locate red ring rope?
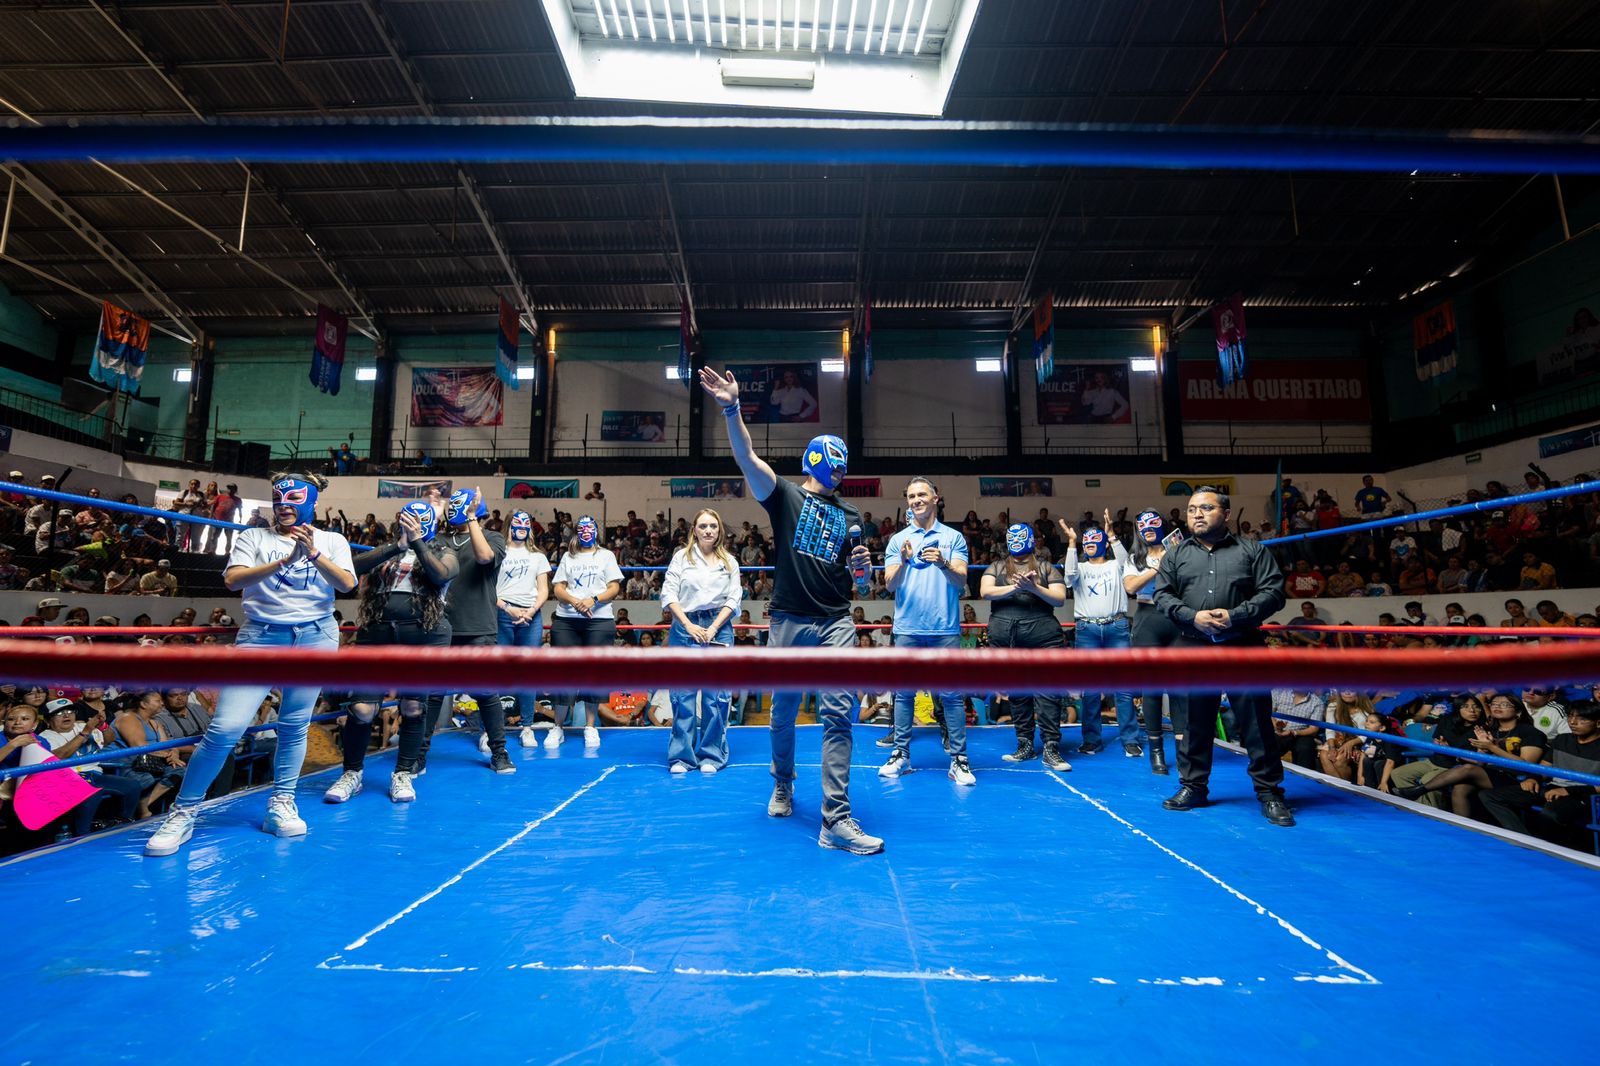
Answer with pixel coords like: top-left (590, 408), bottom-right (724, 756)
top-left (3, 640), bottom-right (1598, 693)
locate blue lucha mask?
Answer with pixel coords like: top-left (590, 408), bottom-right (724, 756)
top-left (401, 500), bottom-right (437, 542)
top-left (272, 478), bottom-right (318, 526)
top-left (801, 434), bottom-right (848, 491)
top-left (446, 489), bottom-right (487, 527)
top-left (1005, 523), bottom-right (1035, 558)
top-left (1082, 528), bottom-right (1108, 559)
top-left (1136, 509), bottom-right (1168, 544)
top-left (576, 515), bottom-right (598, 547)
top-left (509, 510), bottom-right (533, 543)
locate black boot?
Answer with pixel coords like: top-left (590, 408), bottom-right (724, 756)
top-left (1149, 743), bottom-right (1169, 775)
top-left (1002, 738), bottom-right (1037, 763)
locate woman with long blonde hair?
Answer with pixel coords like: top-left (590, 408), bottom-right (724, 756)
top-left (661, 508), bottom-right (742, 773)
top-left (1318, 690), bottom-right (1376, 781)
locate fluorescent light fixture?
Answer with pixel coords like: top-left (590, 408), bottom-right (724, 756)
top-left (516, 366), bottom-right (537, 380)
top-left (846, 0), bottom-right (858, 51)
top-left (1129, 357), bottom-right (1158, 373)
top-left (354, 367), bottom-right (378, 382)
top-left (665, 365), bottom-right (684, 380)
top-left (720, 57), bottom-right (816, 86)
top-left (974, 358), bottom-right (1002, 373)
top-left (644, 0), bottom-right (658, 39)
top-left (820, 359), bottom-right (846, 373)
top-left (172, 367), bottom-right (193, 383)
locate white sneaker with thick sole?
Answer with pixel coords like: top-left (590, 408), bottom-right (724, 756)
top-left (543, 727), bottom-right (563, 751)
top-left (478, 733), bottom-right (491, 755)
top-left (818, 817), bottom-right (885, 855)
top-left (263, 794), bottom-right (308, 837)
top-left (390, 771), bottom-right (416, 803)
top-left (699, 761), bottom-right (718, 775)
top-left (583, 726), bottom-right (600, 750)
top-left (947, 756), bottom-right (976, 787)
top-left (144, 804), bottom-right (198, 856)
top-left (323, 770), bottom-right (363, 804)
top-left (519, 725), bottom-right (538, 748)
top-left (878, 750), bottom-right (912, 778)
top-left (669, 762), bottom-right (691, 775)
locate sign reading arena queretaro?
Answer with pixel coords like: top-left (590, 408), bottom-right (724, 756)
top-left (1178, 360), bottom-right (1371, 422)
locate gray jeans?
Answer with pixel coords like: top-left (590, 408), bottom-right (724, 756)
top-left (768, 611), bottom-right (857, 825)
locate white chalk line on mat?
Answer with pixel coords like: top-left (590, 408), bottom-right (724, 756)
top-left (1044, 772), bottom-right (1381, 986)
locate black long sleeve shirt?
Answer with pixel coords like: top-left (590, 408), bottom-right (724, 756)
top-left (1152, 532), bottom-right (1286, 642)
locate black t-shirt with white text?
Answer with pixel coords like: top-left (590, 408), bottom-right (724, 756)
top-left (438, 528), bottom-right (506, 637)
top-left (760, 478), bottom-right (858, 619)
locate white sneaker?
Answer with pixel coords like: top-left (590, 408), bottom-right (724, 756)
top-left (948, 755), bottom-right (976, 787)
top-left (543, 727), bottom-right (563, 751)
top-left (144, 804), bottom-right (198, 856)
top-left (323, 770), bottom-right (363, 804)
top-left (584, 726), bottom-right (600, 750)
top-left (478, 733), bottom-right (491, 755)
top-left (699, 761), bottom-right (718, 775)
top-left (263, 795), bottom-right (307, 837)
top-left (519, 726), bottom-right (537, 748)
top-left (390, 771), bottom-right (416, 803)
top-left (669, 762), bottom-right (691, 775)
top-left (878, 750), bottom-right (912, 778)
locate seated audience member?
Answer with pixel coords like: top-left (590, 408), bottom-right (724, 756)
top-left (1500, 598), bottom-right (1537, 629)
top-left (137, 559), bottom-right (178, 596)
top-left (1388, 695), bottom-right (1491, 810)
top-left (1534, 600), bottom-right (1577, 628)
top-left (113, 691), bottom-right (186, 817)
top-left (1270, 689), bottom-right (1325, 766)
top-left (1287, 559), bottom-right (1324, 598)
top-left (1358, 712), bottom-right (1408, 792)
top-left (1319, 691), bottom-right (1375, 781)
top-left (1399, 693), bottom-right (1546, 818)
top-left (37, 700), bottom-right (142, 826)
top-left (1325, 562), bottom-right (1364, 598)
top-left (1476, 701), bottom-right (1600, 848)
top-left (1521, 686), bottom-right (1569, 738)
top-left (1518, 551), bottom-right (1557, 591)
top-left (1282, 602), bottom-right (1327, 647)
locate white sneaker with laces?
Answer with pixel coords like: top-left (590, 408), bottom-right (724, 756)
top-left (947, 756), bottom-right (976, 787)
top-left (543, 726), bottom-right (563, 751)
top-left (390, 771), bottom-right (416, 803)
top-left (818, 817), bottom-right (885, 855)
top-left (519, 725), bottom-right (537, 748)
top-left (477, 733), bottom-right (491, 755)
top-left (263, 794), bottom-right (307, 837)
top-left (584, 726), bottom-right (601, 750)
top-left (878, 750), bottom-right (912, 778)
top-left (323, 770), bottom-right (363, 804)
top-left (144, 804), bottom-right (198, 856)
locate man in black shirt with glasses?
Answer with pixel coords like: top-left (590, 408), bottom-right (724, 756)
top-left (1153, 486), bottom-right (1295, 826)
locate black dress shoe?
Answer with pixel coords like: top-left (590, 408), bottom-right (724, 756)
top-left (1162, 786), bottom-right (1208, 811)
top-left (1149, 747), bottom-right (1170, 775)
top-left (1260, 797), bottom-right (1296, 826)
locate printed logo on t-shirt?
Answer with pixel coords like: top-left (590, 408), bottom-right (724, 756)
top-left (1079, 566), bottom-right (1121, 602)
top-left (503, 559), bottom-right (534, 583)
top-left (792, 494), bottom-right (847, 564)
top-left (268, 552), bottom-right (324, 593)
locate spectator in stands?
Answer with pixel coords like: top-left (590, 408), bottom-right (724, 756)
top-left (1501, 598), bottom-right (1537, 629)
top-left (1399, 693), bottom-right (1546, 817)
top-left (1353, 475), bottom-right (1389, 516)
top-left (37, 700), bottom-right (141, 826)
top-left (1519, 551), bottom-right (1558, 590)
top-left (57, 556), bottom-right (101, 594)
top-left (1365, 571), bottom-right (1392, 596)
top-left (113, 690), bottom-right (185, 818)
top-left (1535, 600), bottom-right (1577, 628)
top-left (585, 482), bottom-right (605, 501)
top-left (1396, 558), bottom-right (1436, 597)
top-left (34, 598), bottom-right (63, 623)
top-left (1323, 561), bottom-right (1364, 598)
top-left (1282, 601), bottom-right (1327, 647)
top-left (328, 443), bottom-right (363, 475)
top-left (137, 559), bottom-right (177, 596)
top-left (1319, 691), bottom-right (1376, 782)
top-left (174, 478), bottom-right (205, 550)
top-left (1270, 690), bottom-right (1325, 767)
top-left (1478, 701), bottom-right (1600, 848)
top-left (1400, 601), bottom-right (1436, 627)
top-left (62, 607), bottom-right (90, 626)
top-left (1286, 559), bottom-right (1324, 598)
top-left (0, 545), bottom-right (26, 591)
top-left (200, 483), bottom-right (241, 555)
top-left (1521, 686), bottom-right (1569, 738)
top-left (748, 570), bottom-right (774, 600)
top-left (1436, 556), bottom-right (1467, 594)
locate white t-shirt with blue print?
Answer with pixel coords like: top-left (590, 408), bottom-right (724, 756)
top-left (227, 526), bottom-right (354, 624)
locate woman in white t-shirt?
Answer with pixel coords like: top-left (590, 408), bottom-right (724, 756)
top-left (661, 508), bottom-right (742, 774)
top-left (1058, 511), bottom-right (1140, 757)
top-left (549, 515), bottom-right (623, 751)
top-left (496, 510), bottom-right (553, 749)
top-left (145, 472), bottom-right (356, 858)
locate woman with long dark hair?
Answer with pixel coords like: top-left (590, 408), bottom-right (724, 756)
top-left (661, 508), bottom-right (741, 774)
top-left (324, 500), bottom-right (459, 805)
top-left (1124, 508), bottom-right (1180, 774)
top-left (1400, 693), bottom-right (1547, 817)
top-left (982, 523), bottom-right (1071, 771)
top-left (145, 472), bottom-right (355, 856)
top-left (548, 515), bottom-right (623, 751)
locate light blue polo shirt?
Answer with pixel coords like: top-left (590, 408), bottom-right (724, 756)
top-left (886, 521), bottom-right (968, 636)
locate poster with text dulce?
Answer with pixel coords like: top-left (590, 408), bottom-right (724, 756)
top-left (729, 363), bottom-right (821, 423)
top-left (410, 367), bottom-right (503, 427)
top-left (1036, 362), bottom-right (1133, 425)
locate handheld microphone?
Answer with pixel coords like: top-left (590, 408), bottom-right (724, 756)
top-left (848, 524), bottom-right (872, 597)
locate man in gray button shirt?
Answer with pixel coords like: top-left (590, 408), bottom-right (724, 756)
top-left (1152, 486), bottom-right (1295, 826)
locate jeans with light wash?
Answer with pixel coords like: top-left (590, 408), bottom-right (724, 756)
top-left (497, 606), bottom-right (544, 725)
top-left (666, 610), bottom-right (733, 770)
top-left (1073, 616), bottom-right (1141, 749)
top-left (767, 611), bottom-right (857, 825)
top-left (175, 616), bottom-right (340, 805)
top-left (890, 631), bottom-right (966, 757)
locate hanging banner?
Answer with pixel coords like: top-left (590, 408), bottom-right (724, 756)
top-left (309, 305), bottom-right (348, 396)
top-left (677, 300), bottom-right (694, 390)
top-left (1178, 360), bottom-right (1370, 421)
top-left (1533, 315), bottom-right (1600, 385)
top-left (1032, 293), bottom-right (1054, 386)
top-left (409, 367), bottom-right (503, 427)
top-left (90, 301), bottom-right (151, 395)
top-left (1161, 476), bottom-right (1238, 497)
top-left (862, 294), bottom-right (874, 384)
top-left (1212, 295), bottom-right (1247, 386)
top-left (836, 477), bottom-right (882, 498)
top-left (600, 410), bottom-right (668, 442)
top-left (377, 478), bottom-right (452, 499)
top-left (1413, 300), bottom-right (1459, 381)
top-left (1538, 422), bottom-right (1600, 459)
top-left (506, 478), bottom-right (579, 499)
top-left (669, 478), bottom-right (746, 499)
top-left (1036, 361), bottom-right (1133, 425)
top-left (495, 298), bottom-right (521, 391)
top-left (727, 363), bottom-right (821, 423)
top-left (979, 477), bottom-right (1055, 497)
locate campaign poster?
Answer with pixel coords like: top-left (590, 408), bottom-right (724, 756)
top-left (377, 478), bottom-right (452, 499)
top-left (410, 367), bottom-right (503, 427)
top-left (669, 478), bottom-right (745, 499)
top-left (728, 363), bottom-right (821, 424)
top-left (979, 478), bottom-right (1055, 497)
top-left (1036, 362), bottom-right (1133, 425)
top-left (600, 410), bottom-right (668, 442)
top-left (1538, 423), bottom-right (1600, 460)
top-left (836, 478), bottom-right (882, 498)
top-left (505, 479), bottom-right (579, 500)
top-left (1161, 477), bottom-right (1237, 497)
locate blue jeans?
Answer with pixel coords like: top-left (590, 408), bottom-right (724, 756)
top-left (666, 611), bottom-right (732, 769)
top-left (768, 612), bottom-right (857, 824)
top-left (176, 616), bottom-right (340, 804)
top-left (1073, 616), bottom-right (1140, 749)
top-left (497, 606), bottom-right (544, 723)
top-left (890, 631), bottom-right (966, 757)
